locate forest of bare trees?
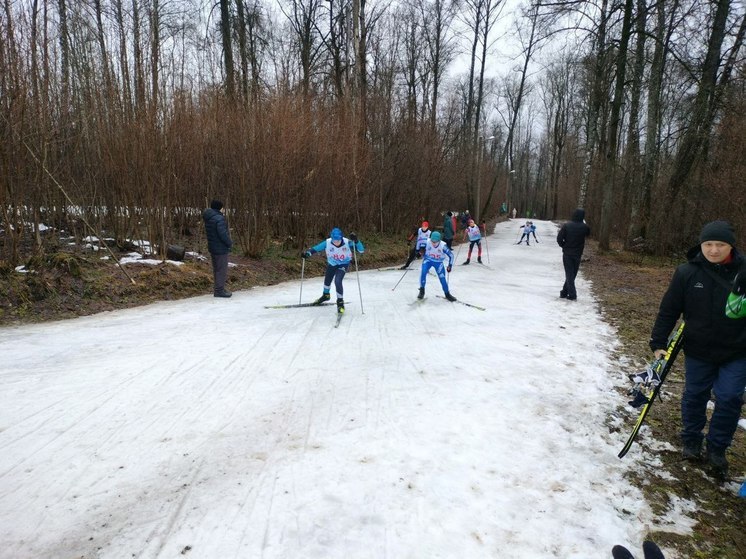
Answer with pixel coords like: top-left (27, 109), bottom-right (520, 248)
top-left (1, 0), bottom-right (744, 265)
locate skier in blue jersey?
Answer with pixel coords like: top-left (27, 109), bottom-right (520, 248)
top-left (302, 228), bottom-right (364, 313)
top-left (417, 231), bottom-right (456, 301)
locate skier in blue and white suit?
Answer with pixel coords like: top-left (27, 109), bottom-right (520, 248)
top-left (302, 228), bottom-right (364, 313)
top-left (417, 231), bottom-right (457, 302)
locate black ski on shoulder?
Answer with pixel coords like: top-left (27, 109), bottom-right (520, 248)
top-left (618, 322), bottom-right (685, 459)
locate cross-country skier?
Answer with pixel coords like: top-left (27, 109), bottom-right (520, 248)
top-left (462, 219), bottom-right (483, 264)
top-left (401, 221), bottom-right (431, 269)
top-left (417, 231), bottom-right (456, 301)
top-left (649, 220), bottom-right (746, 480)
top-left (517, 220), bottom-right (532, 245)
top-left (529, 221), bottom-right (538, 242)
top-left (302, 228), bottom-right (364, 314)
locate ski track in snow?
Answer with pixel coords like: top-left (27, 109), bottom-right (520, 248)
top-left (0, 220), bottom-right (671, 558)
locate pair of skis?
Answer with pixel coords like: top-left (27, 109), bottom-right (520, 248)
top-left (617, 322), bottom-right (685, 459)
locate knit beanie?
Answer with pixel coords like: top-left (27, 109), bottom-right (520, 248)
top-left (210, 199), bottom-right (224, 211)
top-left (699, 220), bottom-right (736, 246)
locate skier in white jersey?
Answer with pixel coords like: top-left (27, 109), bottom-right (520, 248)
top-left (401, 221), bottom-right (432, 269)
top-left (462, 219), bottom-right (484, 264)
top-left (302, 228), bottom-right (365, 314)
top-left (417, 231), bottom-right (456, 301)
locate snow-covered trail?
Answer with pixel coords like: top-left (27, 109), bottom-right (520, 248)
top-left (0, 220), bottom-right (655, 558)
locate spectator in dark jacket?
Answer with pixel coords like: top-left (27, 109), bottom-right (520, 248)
top-left (556, 208), bottom-right (590, 300)
top-left (443, 212), bottom-right (455, 248)
top-left (649, 220), bottom-right (746, 479)
top-left (202, 199), bottom-right (233, 298)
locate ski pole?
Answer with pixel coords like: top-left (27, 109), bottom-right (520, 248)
top-left (299, 257), bottom-right (306, 304)
top-left (392, 267), bottom-right (410, 291)
top-left (352, 244), bottom-right (364, 314)
top-left (482, 223), bottom-right (490, 264)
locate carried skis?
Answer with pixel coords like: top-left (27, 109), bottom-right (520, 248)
top-left (617, 321), bottom-right (686, 459)
top-left (265, 302), bottom-right (333, 309)
top-left (436, 295), bottom-right (486, 311)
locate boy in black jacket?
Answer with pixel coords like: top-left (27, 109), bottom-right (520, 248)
top-left (202, 199), bottom-right (233, 298)
top-left (556, 208), bottom-right (590, 300)
top-left (649, 220), bottom-right (746, 479)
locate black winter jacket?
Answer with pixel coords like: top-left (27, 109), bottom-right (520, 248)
top-left (556, 209), bottom-right (590, 258)
top-left (649, 247), bottom-right (746, 364)
top-left (202, 208), bottom-right (233, 255)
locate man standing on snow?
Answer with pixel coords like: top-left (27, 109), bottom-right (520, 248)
top-left (202, 199), bottom-right (233, 298)
top-left (649, 220), bottom-right (746, 479)
top-left (443, 212), bottom-right (455, 249)
top-left (556, 208), bottom-right (590, 300)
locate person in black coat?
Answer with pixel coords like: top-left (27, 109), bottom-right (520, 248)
top-left (202, 199), bottom-right (233, 298)
top-left (556, 208), bottom-right (590, 300)
top-left (649, 220), bottom-right (746, 479)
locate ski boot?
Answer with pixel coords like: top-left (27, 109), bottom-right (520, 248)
top-left (417, 287), bottom-right (425, 300)
top-left (477, 256), bottom-right (482, 264)
top-left (444, 292), bottom-right (456, 302)
top-left (313, 292), bottom-right (331, 305)
top-left (463, 259), bottom-right (470, 265)
top-left (336, 298), bottom-right (345, 314)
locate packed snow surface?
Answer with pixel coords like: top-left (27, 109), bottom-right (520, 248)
top-left (0, 220), bottom-right (696, 558)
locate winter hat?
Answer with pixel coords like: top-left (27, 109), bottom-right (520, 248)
top-left (422, 221), bottom-right (429, 229)
top-left (331, 227), bottom-right (343, 241)
top-left (699, 220), bottom-right (736, 246)
top-left (430, 231), bottom-right (442, 242)
top-left (210, 199), bottom-right (224, 211)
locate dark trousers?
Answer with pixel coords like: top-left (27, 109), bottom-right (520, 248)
top-left (445, 238), bottom-right (453, 249)
top-left (404, 245), bottom-right (423, 268)
top-left (561, 254), bottom-right (581, 298)
top-left (210, 253), bottom-right (229, 294)
top-left (681, 355), bottom-right (746, 449)
top-left (323, 264), bottom-right (349, 298)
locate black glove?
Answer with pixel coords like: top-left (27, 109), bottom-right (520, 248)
top-left (350, 233), bottom-right (358, 243)
top-left (734, 272), bottom-right (746, 295)
top-left (302, 250), bottom-right (312, 259)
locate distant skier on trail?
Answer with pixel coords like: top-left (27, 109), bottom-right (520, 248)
top-left (417, 231), bottom-right (456, 302)
top-left (202, 199), bottom-right (233, 298)
top-left (556, 209), bottom-right (590, 300)
top-left (400, 221), bottom-right (431, 269)
top-left (302, 228), bottom-right (364, 314)
top-left (462, 219), bottom-right (483, 264)
top-left (648, 220), bottom-right (746, 480)
top-left (517, 220), bottom-right (532, 245)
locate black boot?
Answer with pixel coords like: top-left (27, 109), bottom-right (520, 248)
top-left (477, 256), bottom-right (482, 264)
top-left (463, 259), bottom-right (470, 265)
top-left (417, 287), bottom-right (425, 299)
top-left (682, 438), bottom-right (703, 461)
top-left (706, 443), bottom-right (728, 479)
top-left (336, 297), bottom-right (345, 314)
top-left (313, 292), bottom-right (331, 305)
top-left (444, 292), bottom-right (456, 302)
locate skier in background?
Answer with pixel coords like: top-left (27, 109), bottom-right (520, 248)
top-left (302, 228), bottom-right (364, 314)
top-left (529, 221), bottom-right (539, 243)
top-left (517, 220), bottom-right (532, 245)
top-left (462, 219), bottom-right (483, 264)
top-left (202, 199), bottom-right (233, 298)
top-left (649, 220), bottom-right (746, 480)
top-left (417, 231), bottom-right (456, 302)
top-left (401, 221), bottom-right (431, 269)
top-left (556, 208), bottom-right (590, 300)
